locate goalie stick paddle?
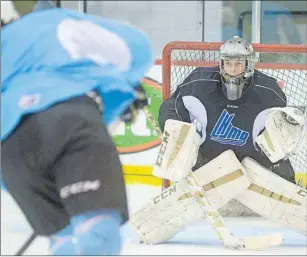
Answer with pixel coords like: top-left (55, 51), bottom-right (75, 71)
top-left (143, 107), bottom-right (283, 250)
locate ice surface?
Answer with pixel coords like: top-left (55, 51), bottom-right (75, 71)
top-left (1, 185), bottom-right (306, 255)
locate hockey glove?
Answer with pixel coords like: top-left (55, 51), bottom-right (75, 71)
top-left (256, 107), bottom-right (306, 163)
top-left (49, 210), bottom-right (122, 255)
top-left (120, 83), bottom-right (148, 123)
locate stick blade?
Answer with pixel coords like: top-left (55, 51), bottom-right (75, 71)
top-left (242, 233), bottom-right (283, 250)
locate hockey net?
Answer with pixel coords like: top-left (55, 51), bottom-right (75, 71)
top-left (161, 41), bottom-right (307, 216)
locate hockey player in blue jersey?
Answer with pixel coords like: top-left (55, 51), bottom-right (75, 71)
top-left (1, 1), bottom-right (153, 255)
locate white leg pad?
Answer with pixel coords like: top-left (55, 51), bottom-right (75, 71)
top-left (236, 157), bottom-right (307, 235)
top-left (130, 150), bottom-right (251, 244)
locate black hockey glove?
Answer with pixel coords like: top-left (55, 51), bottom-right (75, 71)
top-left (120, 83), bottom-right (148, 123)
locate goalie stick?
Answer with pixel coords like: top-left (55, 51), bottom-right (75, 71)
top-left (143, 107), bottom-right (283, 250)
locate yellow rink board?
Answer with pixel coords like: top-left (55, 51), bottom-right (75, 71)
top-left (122, 165), bottom-right (307, 188)
top-left (122, 165), bottom-right (161, 186)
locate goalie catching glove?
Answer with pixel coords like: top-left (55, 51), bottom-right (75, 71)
top-left (256, 107), bottom-right (306, 163)
top-left (152, 119), bottom-right (201, 182)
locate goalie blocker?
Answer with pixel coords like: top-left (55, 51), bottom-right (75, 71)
top-left (131, 150), bottom-right (306, 245)
top-left (152, 119), bottom-right (201, 182)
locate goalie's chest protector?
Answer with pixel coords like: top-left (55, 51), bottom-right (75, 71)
top-left (178, 74), bottom-right (286, 166)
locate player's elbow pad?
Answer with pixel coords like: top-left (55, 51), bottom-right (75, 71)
top-left (50, 210), bottom-right (122, 255)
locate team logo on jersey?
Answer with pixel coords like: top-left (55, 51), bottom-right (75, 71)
top-left (18, 94), bottom-right (41, 109)
top-left (210, 109), bottom-right (249, 146)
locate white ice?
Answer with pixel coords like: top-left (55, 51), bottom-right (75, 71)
top-left (1, 185), bottom-right (306, 255)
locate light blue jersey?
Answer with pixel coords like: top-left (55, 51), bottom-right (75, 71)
top-left (1, 8), bottom-right (153, 141)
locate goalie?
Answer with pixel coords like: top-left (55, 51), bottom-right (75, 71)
top-left (131, 36), bottom-right (307, 245)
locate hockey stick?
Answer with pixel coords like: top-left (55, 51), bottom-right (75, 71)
top-left (15, 232), bottom-right (36, 255)
top-left (143, 107), bottom-right (283, 250)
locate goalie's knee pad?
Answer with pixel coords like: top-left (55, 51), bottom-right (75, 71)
top-left (236, 157), bottom-right (307, 235)
top-left (131, 150), bottom-right (251, 244)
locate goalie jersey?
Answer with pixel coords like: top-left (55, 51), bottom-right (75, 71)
top-left (158, 66), bottom-right (296, 183)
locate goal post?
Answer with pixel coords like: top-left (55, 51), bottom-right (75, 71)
top-left (161, 41), bottom-right (307, 194)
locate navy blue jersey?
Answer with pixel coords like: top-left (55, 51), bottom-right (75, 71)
top-left (159, 67), bottom-right (295, 182)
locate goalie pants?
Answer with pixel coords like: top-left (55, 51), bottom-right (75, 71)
top-left (1, 95), bottom-right (129, 236)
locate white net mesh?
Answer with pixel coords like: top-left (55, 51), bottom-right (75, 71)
top-left (164, 43), bottom-right (307, 216)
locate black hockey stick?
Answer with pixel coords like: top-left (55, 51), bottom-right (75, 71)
top-left (15, 232), bottom-right (36, 255)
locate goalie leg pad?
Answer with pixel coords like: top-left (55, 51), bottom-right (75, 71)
top-left (131, 150), bottom-right (251, 244)
top-left (236, 157), bottom-right (307, 235)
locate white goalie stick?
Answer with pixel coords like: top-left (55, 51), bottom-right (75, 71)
top-left (143, 107), bottom-right (283, 250)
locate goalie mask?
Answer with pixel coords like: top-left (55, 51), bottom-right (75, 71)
top-left (219, 36), bottom-right (256, 100)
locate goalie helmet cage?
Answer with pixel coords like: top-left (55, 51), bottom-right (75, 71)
top-left (161, 41), bottom-right (307, 191)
